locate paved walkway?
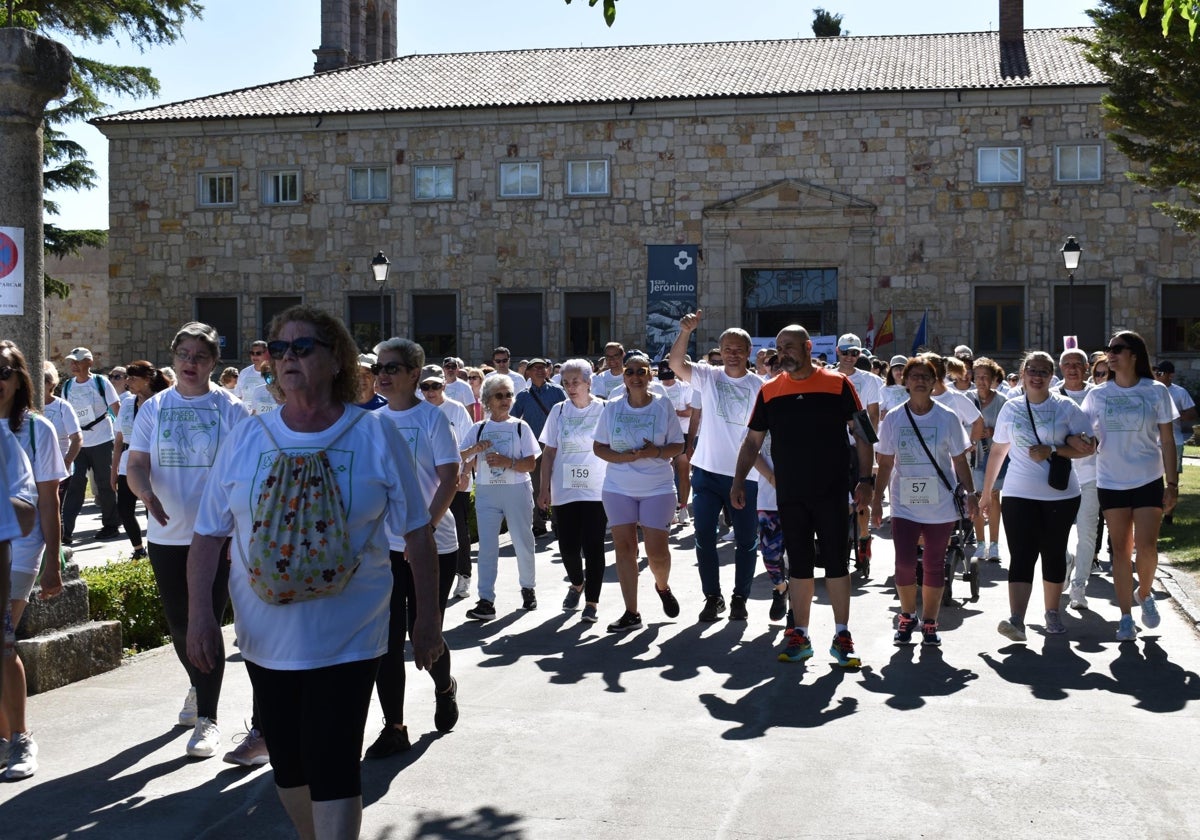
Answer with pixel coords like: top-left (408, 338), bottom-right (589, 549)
top-left (4, 503), bottom-right (1200, 839)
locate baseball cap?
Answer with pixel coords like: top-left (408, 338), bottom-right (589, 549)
top-left (1154, 360), bottom-right (1176, 373)
top-left (357, 353), bottom-right (377, 369)
top-left (526, 358), bottom-right (551, 368)
top-left (420, 364), bottom-right (445, 383)
top-left (66, 347), bottom-right (93, 361)
top-left (889, 355), bottom-right (908, 368)
top-left (837, 334), bottom-right (862, 352)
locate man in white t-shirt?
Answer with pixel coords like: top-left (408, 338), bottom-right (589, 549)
top-left (487, 346), bottom-right (527, 393)
top-left (670, 311), bottom-right (763, 622)
top-left (592, 342), bottom-right (625, 399)
top-left (836, 333), bottom-right (881, 565)
top-left (60, 347), bottom-right (121, 543)
top-left (233, 339), bottom-right (279, 415)
top-left (1154, 360), bottom-right (1197, 523)
top-left (440, 356), bottom-right (476, 407)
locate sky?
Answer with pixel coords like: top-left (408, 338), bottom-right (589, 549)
top-left (50, 0), bottom-right (1097, 230)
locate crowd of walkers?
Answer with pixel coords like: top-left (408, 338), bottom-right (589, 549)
top-left (0, 306), bottom-right (1192, 839)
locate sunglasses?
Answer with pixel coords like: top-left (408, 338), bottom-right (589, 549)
top-left (110, 373), bottom-right (126, 381)
top-left (1105, 344), bottom-right (1130, 354)
top-left (420, 382), bottom-right (444, 391)
top-left (250, 349), bottom-right (267, 356)
top-left (0, 366), bottom-right (14, 381)
top-left (839, 347), bottom-right (861, 356)
top-left (468, 375), bottom-right (482, 382)
top-left (267, 337), bottom-right (332, 359)
top-left (1093, 370), bottom-right (1109, 379)
top-left (369, 362), bottom-right (407, 376)
top-left (624, 366), bottom-right (651, 377)
top-left (493, 357), bottom-right (510, 364)
top-left (491, 391), bottom-right (514, 399)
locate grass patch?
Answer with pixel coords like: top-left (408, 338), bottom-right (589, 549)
top-left (1159, 461), bottom-right (1200, 573)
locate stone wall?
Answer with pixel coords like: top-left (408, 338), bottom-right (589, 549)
top-left (45, 244), bottom-right (112, 371)
top-left (100, 88), bottom-right (1200, 373)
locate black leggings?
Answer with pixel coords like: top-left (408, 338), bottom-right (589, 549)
top-left (554, 500), bottom-right (608, 603)
top-left (374, 549), bottom-right (456, 727)
top-left (1000, 495), bottom-right (1080, 585)
top-left (149, 542), bottom-right (230, 720)
top-left (115, 474), bottom-right (143, 548)
top-left (246, 657), bottom-right (378, 800)
top-left (451, 491), bottom-right (472, 577)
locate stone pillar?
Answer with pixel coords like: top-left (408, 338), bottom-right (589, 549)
top-left (0, 28), bottom-right (72, 405)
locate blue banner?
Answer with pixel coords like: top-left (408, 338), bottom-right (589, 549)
top-left (647, 245), bottom-right (698, 362)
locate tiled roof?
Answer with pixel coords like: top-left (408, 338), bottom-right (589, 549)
top-left (95, 28), bottom-right (1101, 125)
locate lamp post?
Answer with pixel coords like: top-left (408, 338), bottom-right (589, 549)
top-left (1060, 236), bottom-right (1082, 339)
top-left (371, 250), bottom-right (391, 345)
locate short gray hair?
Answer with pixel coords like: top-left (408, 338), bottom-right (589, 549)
top-left (374, 337), bottom-right (424, 370)
top-left (559, 358), bottom-right (593, 384)
top-left (481, 373), bottom-right (516, 403)
top-left (171, 321), bottom-right (220, 362)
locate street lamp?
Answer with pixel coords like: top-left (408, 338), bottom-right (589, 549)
top-left (371, 250), bottom-right (390, 345)
top-left (1060, 236), bottom-right (1082, 339)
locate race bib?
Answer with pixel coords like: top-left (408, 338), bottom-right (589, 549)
top-left (900, 476), bottom-right (939, 507)
top-left (562, 463), bottom-right (601, 491)
top-left (75, 403), bottom-right (96, 426)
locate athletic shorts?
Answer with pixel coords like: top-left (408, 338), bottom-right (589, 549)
top-left (1098, 477), bottom-right (1164, 512)
top-left (601, 491), bottom-right (676, 530)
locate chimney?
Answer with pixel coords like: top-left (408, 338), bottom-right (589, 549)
top-left (999, 0), bottom-right (1024, 44)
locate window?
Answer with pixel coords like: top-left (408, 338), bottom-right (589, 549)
top-left (349, 166), bottom-right (389, 202)
top-left (742, 268), bottom-right (839, 337)
top-left (195, 297), bottom-right (239, 359)
top-left (262, 170), bottom-right (301, 205)
top-left (565, 292), bottom-right (611, 357)
top-left (413, 164), bottom-right (455, 200)
top-left (497, 293), bottom-right (543, 356)
top-left (1053, 285), bottom-right (1106, 355)
top-left (499, 162), bottom-right (541, 198)
top-left (413, 294), bottom-right (457, 358)
top-left (198, 171), bottom-right (236, 207)
top-left (566, 159), bottom-right (610, 196)
top-left (1055, 144), bottom-right (1102, 183)
top-left (975, 286), bottom-right (1025, 353)
top-left (977, 147), bottom-right (1023, 184)
top-left (346, 294), bottom-right (393, 352)
top-left (1162, 284), bottom-right (1200, 352)
top-left (260, 296), bottom-right (302, 341)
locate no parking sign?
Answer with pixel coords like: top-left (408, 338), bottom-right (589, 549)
top-left (0, 227), bottom-right (25, 316)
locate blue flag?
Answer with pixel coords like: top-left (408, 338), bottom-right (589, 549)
top-left (911, 310), bottom-right (928, 355)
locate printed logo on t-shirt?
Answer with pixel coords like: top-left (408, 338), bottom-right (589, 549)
top-left (1103, 395), bottom-right (1146, 433)
top-left (714, 380), bottom-right (754, 425)
top-left (612, 411), bottom-right (656, 452)
top-left (1010, 403), bottom-right (1057, 448)
top-left (157, 406), bottom-right (222, 468)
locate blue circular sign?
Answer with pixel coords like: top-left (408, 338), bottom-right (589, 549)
top-left (0, 232), bottom-right (17, 280)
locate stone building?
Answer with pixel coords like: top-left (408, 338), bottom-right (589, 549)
top-left (92, 0), bottom-right (1200, 373)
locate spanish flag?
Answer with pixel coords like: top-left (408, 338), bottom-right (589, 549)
top-left (875, 308), bottom-right (895, 349)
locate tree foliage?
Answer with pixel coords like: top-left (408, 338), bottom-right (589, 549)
top-left (1147, 0), bottom-right (1199, 39)
top-left (564, 0), bottom-right (617, 28)
top-left (3, 1), bottom-right (203, 296)
top-left (1081, 1), bottom-right (1200, 232)
top-left (812, 8), bottom-right (846, 37)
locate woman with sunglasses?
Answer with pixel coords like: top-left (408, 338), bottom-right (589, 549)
top-left (1090, 353), bottom-right (1110, 385)
top-left (592, 353), bottom-right (685, 632)
top-left (462, 374), bottom-right (541, 620)
top-left (1080, 331), bottom-right (1178, 641)
top-left (363, 347), bottom-right (461, 758)
top-left (0, 341), bottom-right (67, 780)
top-left (127, 322), bottom-right (250, 758)
top-left (109, 361), bottom-right (170, 561)
top-left (982, 350), bottom-right (1091, 642)
top-left (464, 367), bottom-right (486, 422)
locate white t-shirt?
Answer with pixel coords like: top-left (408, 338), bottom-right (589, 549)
top-left (443, 378), bottom-right (474, 408)
top-left (486, 369), bottom-right (528, 393)
top-left (757, 434), bottom-right (777, 512)
top-left (115, 392), bottom-right (137, 475)
top-left (593, 393), bottom-right (683, 497)
top-left (539, 396), bottom-right (608, 505)
top-left (0, 428), bottom-right (36, 543)
top-left (41, 397), bottom-right (81, 460)
top-left (605, 380), bottom-right (668, 402)
top-left (1059, 384), bottom-right (1096, 485)
top-left (592, 369), bottom-right (624, 400)
top-left (378, 401), bottom-right (460, 554)
top-left (876, 401), bottom-right (969, 523)
top-left (687, 364), bottom-right (762, 479)
top-left (660, 380), bottom-right (695, 433)
top-left (1080, 378), bottom-right (1179, 491)
top-left (1166, 381), bottom-right (1196, 449)
top-left (9, 413), bottom-right (69, 574)
top-left (130, 386), bottom-right (250, 545)
top-left (933, 389), bottom-right (982, 435)
top-left (433, 397), bottom-right (473, 492)
top-left (993, 394), bottom-right (1090, 501)
top-left (63, 373), bottom-right (119, 447)
top-left (879, 384), bottom-right (909, 415)
top-left (234, 365), bottom-right (279, 415)
top-left (847, 369), bottom-right (882, 409)
top-left (468, 416), bottom-right (541, 488)
top-left (194, 407), bottom-right (429, 670)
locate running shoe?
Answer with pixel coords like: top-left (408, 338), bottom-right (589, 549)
top-left (997, 618), bottom-right (1027, 642)
top-left (676, 505), bottom-right (690, 525)
top-left (562, 585), bottom-right (583, 611)
top-left (1068, 583), bottom-right (1088, 611)
top-left (1135, 589), bottom-right (1161, 629)
top-left (729, 594), bottom-right (749, 621)
top-left (987, 542), bottom-right (1002, 562)
top-left (223, 726), bottom-right (269, 767)
top-left (699, 595), bottom-right (726, 622)
top-left (656, 586), bottom-right (680, 618)
top-left (186, 717), bottom-right (220, 759)
top-left (434, 677), bottom-right (459, 733)
top-left (1044, 610), bottom-right (1067, 635)
top-left (829, 630), bottom-right (862, 668)
top-left (894, 612), bottom-right (918, 646)
top-left (769, 586), bottom-right (788, 622)
top-left (364, 725), bottom-right (411, 759)
top-left (454, 575), bottom-right (471, 599)
top-left (4, 732), bottom-right (37, 780)
top-left (778, 628), bottom-right (814, 662)
top-left (607, 611), bottom-right (643, 633)
top-left (178, 685), bottom-right (198, 727)
top-left (465, 599), bottom-right (496, 621)
top-left (521, 587), bottom-right (538, 610)
top-left (973, 542), bottom-right (988, 561)
top-left (581, 604), bottom-right (599, 624)
top-left (921, 620), bottom-right (942, 647)
top-left (1116, 614), bottom-right (1138, 642)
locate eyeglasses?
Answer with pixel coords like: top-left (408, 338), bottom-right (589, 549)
top-left (0, 366), bottom-right (14, 381)
top-left (110, 373), bottom-right (126, 381)
top-left (443, 361), bottom-right (458, 369)
top-left (1025, 368), bottom-right (1054, 378)
top-left (468, 375), bottom-right (482, 382)
top-left (624, 366), bottom-right (650, 377)
top-left (173, 349), bottom-right (214, 365)
top-left (490, 391), bottom-right (513, 399)
top-left (1105, 344), bottom-right (1130, 354)
top-left (839, 347), bottom-right (861, 356)
top-left (250, 349), bottom-right (267, 357)
top-left (369, 362), bottom-right (407, 376)
top-left (493, 357), bottom-right (510, 364)
top-left (267, 337), bottom-right (332, 359)
top-left (420, 382), bottom-right (444, 391)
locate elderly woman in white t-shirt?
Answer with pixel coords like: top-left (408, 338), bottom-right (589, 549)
top-left (593, 353), bottom-right (685, 633)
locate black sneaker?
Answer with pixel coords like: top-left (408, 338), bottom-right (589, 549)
top-left (434, 677), bottom-right (459, 733)
top-left (131, 546), bottom-right (148, 560)
top-left (894, 612), bottom-right (918, 646)
top-left (62, 535), bottom-right (73, 547)
top-left (656, 585), bottom-right (680, 618)
top-left (521, 587), bottom-right (538, 610)
top-left (729, 594), bottom-right (749, 621)
top-left (96, 526), bottom-right (121, 540)
top-left (769, 586), bottom-right (788, 621)
top-left (364, 725), bottom-right (411, 759)
top-left (921, 620), bottom-right (942, 647)
top-left (699, 595), bottom-right (726, 622)
top-left (606, 611), bottom-right (642, 633)
top-left (465, 599), bottom-right (496, 621)
top-left (532, 523), bottom-right (548, 537)
top-left (562, 585), bottom-right (583, 610)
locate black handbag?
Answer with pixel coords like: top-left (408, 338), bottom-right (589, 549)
top-left (1025, 398), bottom-right (1072, 491)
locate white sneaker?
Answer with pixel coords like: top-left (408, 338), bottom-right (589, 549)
top-left (454, 575), bottom-right (471, 599)
top-left (987, 542), bottom-right (1001, 562)
top-left (5, 731), bottom-right (38, 780)
top-left (223, 726), bottom-right (269, 766)
top-left (187, 717), bottom-right (220, 758)
top-left (670, 509), bottom-right (680, 526)
top-left (178, 685), bottom-right (198, 727)
top-left (1068, 583), bottom-right (1088, 611)
top-left (677, 505), bottom-right (690, 525)
top-left (1135, 589), bottom-right (1161, 629)
top-left (973, 542), bottom-right (988, 560)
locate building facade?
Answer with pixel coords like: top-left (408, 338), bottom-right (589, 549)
top-left (93, 7), bottom-right (1200, 373)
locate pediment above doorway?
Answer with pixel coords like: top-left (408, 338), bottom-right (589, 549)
top-left (703, 179), bottom-right (876, 221)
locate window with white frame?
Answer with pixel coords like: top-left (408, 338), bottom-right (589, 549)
top-left (198, 171), bottom-right (236, 207)
top-left (413, 164), bottom-right (455, 200)
top-left (349, 166), bottom-right (390, 202)
top-left (262, 169), bottom-right (301, 205)
top-left (1055, 144), bottom-right (1102, 183)
top-left (977, 147), bottom-right (1023, 184)
top-left (499, 161), bottom-right (541, 198)
top-left (566, 159), bottom-right (610, 196)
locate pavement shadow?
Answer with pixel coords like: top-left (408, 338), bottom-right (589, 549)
top-left (401, 804), bottom-right (526, 839)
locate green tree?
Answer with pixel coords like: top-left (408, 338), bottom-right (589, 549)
top-left (1080, 0), bottom-right (1200, 232)
top-left (812, 8), bottom-right (846, 37)
top-left (1147, 0), bottom-right (1198, 38)
top-left (564, 0), bottom-right (617, 28)
top-left (3, 1), bottom-right (204, 296)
